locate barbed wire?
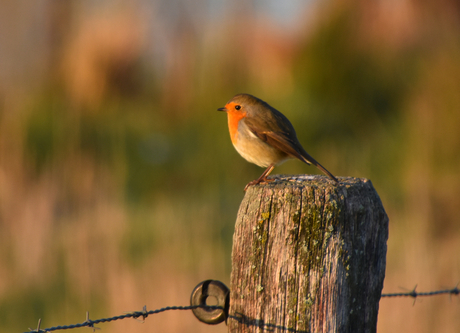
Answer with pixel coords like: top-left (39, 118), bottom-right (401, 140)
top-left (26, 284), bottom-right (459, 333)
top-left (26, 305), bottom-right (225, 333)
top-left (381, 284), bottom-right (459, 298)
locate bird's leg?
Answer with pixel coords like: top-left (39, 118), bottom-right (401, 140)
top-left (256, 164), bottom-right (276, 183)
top-left (244, 164), bottom-right (275, 191)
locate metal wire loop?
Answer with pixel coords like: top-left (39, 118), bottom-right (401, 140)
top-left (190, 280), bottom-right (230, 324)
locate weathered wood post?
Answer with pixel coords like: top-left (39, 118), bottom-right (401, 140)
top-left (228, 175), bottom-right (388, 333)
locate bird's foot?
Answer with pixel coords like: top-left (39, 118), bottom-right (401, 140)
top-left (244, 177), bottom-right (275, 191)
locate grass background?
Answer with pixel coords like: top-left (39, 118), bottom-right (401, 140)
top-left (0, 0), bottom-right (459, 332)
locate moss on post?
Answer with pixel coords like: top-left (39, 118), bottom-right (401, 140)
top-left (228, 175), bottom-right (388, 333)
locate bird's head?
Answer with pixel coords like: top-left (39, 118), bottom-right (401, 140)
top-left (217, 93), bottom-right (264, 116)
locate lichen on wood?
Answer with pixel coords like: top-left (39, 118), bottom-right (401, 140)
top-left (228, 175), bottom-right (388, 333)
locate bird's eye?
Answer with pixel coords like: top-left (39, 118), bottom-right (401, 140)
top-left (235, 105), bottom-right (241, 110)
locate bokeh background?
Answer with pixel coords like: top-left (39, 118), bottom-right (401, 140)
top-left (1, 0), bottom-right (459, 332)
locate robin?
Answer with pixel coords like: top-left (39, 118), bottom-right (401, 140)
top-left (218, 94), bottom-right (338, 190)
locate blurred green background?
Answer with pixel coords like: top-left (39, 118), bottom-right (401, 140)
top-left (1, 0), bottom-right (459, 332)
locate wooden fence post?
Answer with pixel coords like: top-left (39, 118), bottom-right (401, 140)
top-left (228, 175), bottom-right (389, 333)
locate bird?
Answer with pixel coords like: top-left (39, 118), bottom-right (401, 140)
top-left (218, 94), bottom-right (338, 191)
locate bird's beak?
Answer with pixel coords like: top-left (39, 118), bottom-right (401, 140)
top-left (217, 107), bottom-right (227, 112)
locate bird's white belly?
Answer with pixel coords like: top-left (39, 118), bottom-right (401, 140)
top-left (233, 123), bottom-right (289, 168)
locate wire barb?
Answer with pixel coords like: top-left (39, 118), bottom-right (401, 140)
top-left (84, 311), bottom-right (100, 332)
top-left (28, 318), bottom-right (47, 333)
top-left (125, 305), bottom-right (149, 323)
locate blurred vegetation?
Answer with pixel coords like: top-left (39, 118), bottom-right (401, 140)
top-left (0, 0), bottom-right (459, 332)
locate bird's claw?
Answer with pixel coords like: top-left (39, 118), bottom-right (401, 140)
top-left (243, 177), bottom-right (276, 191)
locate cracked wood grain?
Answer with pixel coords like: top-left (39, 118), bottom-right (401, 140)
top-left (228, 175), bottom-right (388, 333)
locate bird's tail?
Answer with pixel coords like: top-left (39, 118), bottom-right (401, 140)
top-left (300, 152), bottom-right (339, 184)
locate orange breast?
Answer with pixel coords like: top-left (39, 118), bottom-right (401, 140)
top-left (227, 109), bottom-right (246, 144)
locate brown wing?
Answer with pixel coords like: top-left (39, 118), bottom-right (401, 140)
top-left (243, 106), bottom-right (339, 183)
top-left (243, 106), bottom-right (310, 163)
